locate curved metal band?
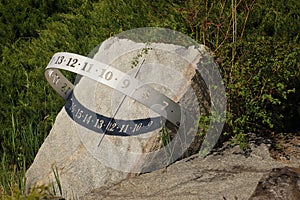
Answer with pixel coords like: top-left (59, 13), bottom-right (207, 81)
top-left (45, 52), bottom-right (181, 126)
top-left (65, 91), bottom-right (164, 136)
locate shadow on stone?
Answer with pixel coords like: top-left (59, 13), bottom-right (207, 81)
top-left (249, 166), bottom-right (300, 200)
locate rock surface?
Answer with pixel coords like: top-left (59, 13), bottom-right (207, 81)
top-left (81, 143), bottom-right (299, 200)
top-left (25, 110), bottom-right (128, 199)
top-left (249, 166), bottom-right (300, 200)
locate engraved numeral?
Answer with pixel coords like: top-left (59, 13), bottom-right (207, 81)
top-left (94, 119), bottom-right (104, 129)
top-left (81, 62), bottom-right (93, 72)
top-left (69, 102), bottom-right (76, 113)
top-left (142, 90), bottom-right (151, 99)
top-left (119, 124), bottom-right (129, 133)
top-left (147, 120), bottom-right (153, 128)
top-left (161, 101), bottom-right (169, 110)
top-left (83, 114), bottom-right (92, 124)
top-left (52, 73), bottom-right (60, 85)
top-left (107, 122), bottom-right (117, 132)
top-left (48, 69), bottom-right (54, 77)
top-left (55, 56), bottom-right (64, 64)
top-left (132, 123), bottom-right (143, 133)
top-left (66, 58), bottom-right (78, 67)
top-left (122, 79), bottom-right (130, 88)
top-left (61, 83), bottom-right (71, 95)
top-left (75, 109), bottom-right (83, 119)
top-left (99, 69), bottom-right (113, 80)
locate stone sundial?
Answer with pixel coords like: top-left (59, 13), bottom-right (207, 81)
top-left (25, 28), bottom-right (226, 199)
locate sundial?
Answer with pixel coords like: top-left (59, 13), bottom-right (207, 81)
top-left (45, 28), bottom-right (226, 173)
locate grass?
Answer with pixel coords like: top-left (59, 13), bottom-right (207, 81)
top-left (0, 103), bottom-right (60, 199)
top-left (1, 141), bottom-right (63, 199)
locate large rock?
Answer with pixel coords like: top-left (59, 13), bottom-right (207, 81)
top-left (81, 144), bottom-right (299, 200)
top-left (26, 34), bottom-right (215, 199)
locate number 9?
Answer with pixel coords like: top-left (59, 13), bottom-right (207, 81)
top-left (122, 79), bottom-right (130, 88)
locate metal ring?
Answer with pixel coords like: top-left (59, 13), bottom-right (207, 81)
top-left (45, 52), bottom-right (181, 126)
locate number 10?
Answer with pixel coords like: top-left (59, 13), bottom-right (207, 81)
top-left (99, 69), bottom-right (113, 80)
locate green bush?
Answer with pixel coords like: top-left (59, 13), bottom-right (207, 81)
top-left (222, 38), bottom-right (299, 136)
top-left (171, 0), bottom-right (299, 143)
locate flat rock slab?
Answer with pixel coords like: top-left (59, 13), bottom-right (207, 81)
top-left (81, 144), bottom-right (299, 200)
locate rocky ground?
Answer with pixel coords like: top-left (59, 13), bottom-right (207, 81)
top-left (42, 132), bottom-right (299, 199)
top-left (80, 133), bottom-right (300, 200)
top-left (269, 133), bottom-right (300, 164)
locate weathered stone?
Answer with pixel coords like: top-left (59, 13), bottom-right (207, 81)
top-left (26, 36), bottom-right (213, 199)
top-left (25, 109), bottom-right (128, 199)
top-left (81, 144), bottom-right (299, 200)
top-left (249, 166), bottom-right (300, 200)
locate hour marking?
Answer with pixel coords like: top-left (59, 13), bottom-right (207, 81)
top-left (142, 90), bottom-right (151, 99)
top-left (81, 62), bottom-right (93, 72)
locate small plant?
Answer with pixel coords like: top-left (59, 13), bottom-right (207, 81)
top-left (161, 125), bottom-right (172, 147)
top-left (231, 133), bottom-right (248, 151)
top-left (51, 166), bottom-right (63, 197)
top-left (130, 45), bottom-right (151, 68)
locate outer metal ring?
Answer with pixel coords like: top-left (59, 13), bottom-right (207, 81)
top-left (45, 52), bottom-right (181, 126)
